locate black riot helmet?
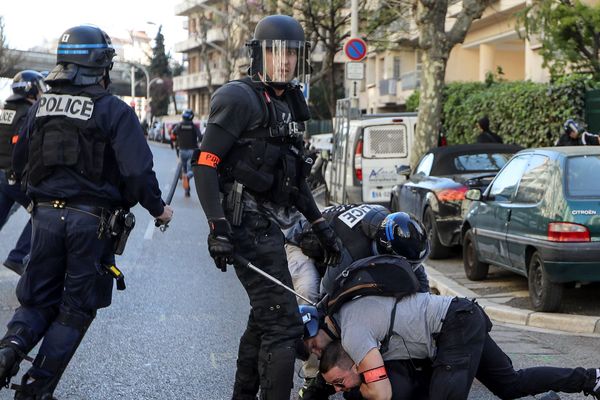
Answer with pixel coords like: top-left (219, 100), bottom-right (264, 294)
top-left (246, 15), bottom-right (311, 86)
top-left (375, 212), bottom-right (430, 265)
top-left (45, 25), bottom-right (116, 87)
top-left (361, 205), bottom-right (391, 239)
top-left (182, 109), bottom-right (194, 121)
top-left (6, 70), bottom-right (48, 102)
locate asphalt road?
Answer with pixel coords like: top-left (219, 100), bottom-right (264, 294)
top-left (0, 142), bottom-right (598, 400)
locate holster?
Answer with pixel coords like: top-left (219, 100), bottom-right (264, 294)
top-left (97, 209), bottom-right (136, 255)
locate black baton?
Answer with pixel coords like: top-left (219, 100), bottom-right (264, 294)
top-left (155, 161), bottom-right (183, 231)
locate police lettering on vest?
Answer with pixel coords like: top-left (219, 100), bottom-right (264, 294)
top-left (336, 204), bottom-right (375, 228)
top-left (0, 110), bottom-right (16, 125)
top-left (36, 94), bottom-right (94, 121)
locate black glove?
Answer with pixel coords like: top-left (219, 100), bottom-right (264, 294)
top-left (312, 220), bottom-right (342, 267)
top-left (207, 219), bottom-right (234, 272)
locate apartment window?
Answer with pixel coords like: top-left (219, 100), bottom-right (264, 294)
top-left (393, 57), bottom-right (401, 79)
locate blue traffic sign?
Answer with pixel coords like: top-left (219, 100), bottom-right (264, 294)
top-left (344, 38), bottom-right (368, 61)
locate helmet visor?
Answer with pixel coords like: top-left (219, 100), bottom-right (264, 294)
top-left (256, 39), bottom-right (310, 85)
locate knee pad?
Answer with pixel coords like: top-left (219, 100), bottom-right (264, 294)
top-left (55, 307), bottom-right (95, 334)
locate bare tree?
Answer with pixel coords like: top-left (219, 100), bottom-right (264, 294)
top-left (408, 0), bottom-right (493, 166)
top-left (0, 16), bottom-right (22, 78)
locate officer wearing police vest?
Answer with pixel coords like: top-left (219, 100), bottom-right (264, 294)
top-left (286, 206), bottom-right (431, 399)
top-left (172, 109), bottom-right (201, 197)
top-left (192, 15), bottom-right (342, 400)
top-left (0, 25), bottom-right (173, 399)
top-left (0, 71), bottom-right (47, 275)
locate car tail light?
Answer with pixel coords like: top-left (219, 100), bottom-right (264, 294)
top-left (354, 139), bottom-right (363, 182)
top-left (436, 186), bottom-right (467, 202)
top-left (548, 222), bottom-right (590, 242)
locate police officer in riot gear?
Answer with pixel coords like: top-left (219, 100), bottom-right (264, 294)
top-left (193, 15), bottom-right (341, 400)
top-left (172, 109), bottom-right (201, 197)
top-left (287, 207), bottom-right (431, 400)
top-left (0, 70), bottom-right (47, 275)
top-left (0, 25), bottom-right (173, 399)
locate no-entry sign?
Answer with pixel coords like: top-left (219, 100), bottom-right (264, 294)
top-left (344, 38), bottom-right (368, 62)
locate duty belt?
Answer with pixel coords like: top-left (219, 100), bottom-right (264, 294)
top-left (35, 200), bottom-right (105, 218)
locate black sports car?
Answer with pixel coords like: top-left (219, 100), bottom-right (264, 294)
top-left (390, 143), bottom-right (522, 258)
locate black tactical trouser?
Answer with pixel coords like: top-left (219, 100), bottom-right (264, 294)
top-left (230, 211), bottom-right (304, 400)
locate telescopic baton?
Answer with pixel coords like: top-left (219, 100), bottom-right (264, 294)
top-left (155, 161), bottom-right (183, 232)
top-left (233, 254), bottom-right (317, 307)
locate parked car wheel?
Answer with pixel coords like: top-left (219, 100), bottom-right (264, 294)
top-left (528, 251), bottom-right (563, 312)
top-left (462, 229), bottom-right (489, 281)
top-left (423, 208), bottom-right (451, 259)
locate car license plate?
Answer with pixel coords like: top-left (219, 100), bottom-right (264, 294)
top-left (368, 189), bottom-right (391, 201)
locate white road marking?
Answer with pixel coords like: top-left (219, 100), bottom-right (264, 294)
top-left (144, 219), bottom-right (155, 240)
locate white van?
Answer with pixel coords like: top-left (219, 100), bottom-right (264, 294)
top-left (324, 101), bottom-right (417, 206)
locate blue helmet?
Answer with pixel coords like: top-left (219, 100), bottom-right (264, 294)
top-left (299, 305), bottom-right (320, 338)
top-left (46, 25), bottom-right (115, 86)
top-left (182, 109), bottom-right (194, 121)
top-left (7, 70), bottom-right (47, 102)
top-left (564, 119), bottom-right (583, 135)
top-left (376, 212), bottom-right (430, 265)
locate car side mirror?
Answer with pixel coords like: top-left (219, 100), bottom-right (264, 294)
top-left (398, 165), bottom-right (411, 177)
top-left (465, 188), bottom-right (482, 201)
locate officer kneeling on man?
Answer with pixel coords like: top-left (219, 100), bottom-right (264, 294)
top-left (301, 273), bottom-right (600, 400)
top-left (287, 209), bottom-right (432, 399)
top-left (0, 25), bottom-right (173, 399)
top-left (192, 14), bottom-right (341, 400)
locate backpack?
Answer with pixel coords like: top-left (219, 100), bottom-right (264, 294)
top-left (323, 254), bottom-right (419, 315)
top-left (321, 254), bottom-right (420, 353)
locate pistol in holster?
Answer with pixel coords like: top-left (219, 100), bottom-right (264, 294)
top-left (97, 209), bottom-right (136, 255)
top-left (226, 181), bottom-right (244, 226)
top-left (104, 264), bottom-right (126, 291)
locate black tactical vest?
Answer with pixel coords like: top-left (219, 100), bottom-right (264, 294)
top-left (0, 100), bottom-right (30, 170)
top-left (322, 204), bottom-right (380, 261)
top-left (27, 87), bottom-right (110, 186)
top-left (219, 79), bottom-right (312, 206)
top-left (175, 121), bottom-right (197, 150)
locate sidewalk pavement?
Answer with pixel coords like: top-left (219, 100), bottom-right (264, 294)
top-left (425, 263), bottom-right (600, 335)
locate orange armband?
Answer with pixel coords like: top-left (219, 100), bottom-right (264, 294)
top-left (11, 135), bottom-right (18, 144)
top-left (361, 366), bottom-right (388, 384)
top-left (197, 151), bottom-right (221, 168)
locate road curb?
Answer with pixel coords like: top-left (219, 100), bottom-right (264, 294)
top-left (424, 263), bottom-right (600, 335)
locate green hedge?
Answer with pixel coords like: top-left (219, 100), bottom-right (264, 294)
top-left (406, 75), bottom-right (597, 147)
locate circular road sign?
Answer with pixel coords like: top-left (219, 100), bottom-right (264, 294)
top-left (344, 38), bottom-right (368, 61)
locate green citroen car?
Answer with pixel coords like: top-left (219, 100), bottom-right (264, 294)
top-left (462, 147), bottom-right (600, 312)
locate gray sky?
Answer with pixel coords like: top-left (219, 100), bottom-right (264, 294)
top-left (1, 0), bottom-right (189, 101)
top-left (1, 0), bottom-right (187, 53)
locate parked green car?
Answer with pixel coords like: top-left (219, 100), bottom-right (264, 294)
top-left (461, 147), bottom-right (600, 312)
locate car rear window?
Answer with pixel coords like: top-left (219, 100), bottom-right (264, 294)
top-left (432, 152), bottom-right (513, 175)
top-left (363, 125), bottom-right (408, 158)
top-left (566, 155), bottom-right (600, 197)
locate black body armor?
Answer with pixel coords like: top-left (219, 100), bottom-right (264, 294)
top-left (219, 78), bottom-right (312, 206)
top-left (0, 100), bottom-right (30, 170)
top-left (27, 88), bottom-right (113, 186)
top-left (174, 121), bottom-right (197, 150)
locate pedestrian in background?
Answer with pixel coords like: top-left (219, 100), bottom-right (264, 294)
top-left (171, 109), bottom-right (201, 197)
top-left (476, 116), bottom-right (503, 144)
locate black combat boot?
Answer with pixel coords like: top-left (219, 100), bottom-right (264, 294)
top-left (0, 345), bottom-right (20, 389)
top-left (12, 373), bottom-right (58, 400)
top-left (585, 368), bottom-right (600, 400)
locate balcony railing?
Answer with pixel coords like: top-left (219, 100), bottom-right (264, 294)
top-left (174, 36), bottom-right (204, 53)
top-left (379, 79), bottom-right (398, 96)
top-left (401, 71), bottom-right (420, 91)
top-left (175, 0), bottom-right (209, 16)
top-left (173, 69), bottom-right (229, 91)
top-left (207, 28), bottom-right (225, 43)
